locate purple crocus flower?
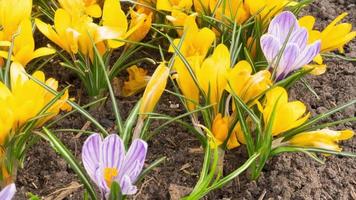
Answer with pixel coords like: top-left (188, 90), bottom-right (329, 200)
top-left (82, 134), bottom-right (147, 198)
top-left (261, 11), bottom-right (321, 80)
top-left (0, 183), bottom-right (16, 200)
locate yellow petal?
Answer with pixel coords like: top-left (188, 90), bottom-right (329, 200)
top-left (35, 18), bottom-right (67, 52)
top-left (156, 0), bottom-right (173, 11)
top-left (298, 15), bottom-right (315, 31)
top-left (103, 0), bottom-right (128, 48)
top-left (122, 65), bottom-right (150, 97)
top-left (85, 4), bottom-right (102, 18)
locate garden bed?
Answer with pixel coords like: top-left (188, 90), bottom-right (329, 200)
top-left (14, 0), bottom-right (356, 199)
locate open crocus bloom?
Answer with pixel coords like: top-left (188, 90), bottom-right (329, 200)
top-left (260, 87), bottom-right (310, 136)
top-left (82, 134), bottom-right (147, 197)
top-left (0, 183), bottom-right (16, 200)
top-left (288, 129), bottom-right (354, 151)
top-left (261, 11), bottom-right (321, 81)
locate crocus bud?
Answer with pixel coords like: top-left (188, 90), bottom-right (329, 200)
top-left (139, 63), bottom-right (170, 119)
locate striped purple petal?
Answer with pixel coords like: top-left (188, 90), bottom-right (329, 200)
top-left (100, 134), bottom-right (125, 170)
top-left (82, 133), bottom-right (102, 183)
top-left (120, 175), bottom-right (138, 195)
top-left (289, 27), bottom-right (308, 49)
top-left (119, 139), bottom-right (148, 182)
top-left (276, 44), bottom-right (299, 80)
top-left (268, 11), bottom-right (298, 44)
top-left (0, 183), bottom-right (16, 200)
top-left (261, 34), bottom-right (281, 63)
top-left (293, 40), bottom-right (321, 71)
top-left (262, 11), bottom-right (321, 81)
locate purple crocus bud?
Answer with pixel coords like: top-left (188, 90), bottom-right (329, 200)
top-left (82, 134), bottom-right (148, 198)
top-left (0, 183), bottom-right (16, 200)
top-left (261, 11), bottom-right (321, 80)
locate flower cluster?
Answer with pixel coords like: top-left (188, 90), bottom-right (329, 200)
top-left (0, 0), bottom-right (355, 199)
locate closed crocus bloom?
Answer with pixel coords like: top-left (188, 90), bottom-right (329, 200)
top-left (139, 63), bottom-right (169, 119)
top-left (156, 0), bottom-right (192, 12)
top-left (212, 114), bottom-right (240, 149)
top-left (0, 183), bottom-right (16, 200)
top-left (122, 65), bottom-right (150, 97)
top-left (0, 0), bottom-right (32, 40)
top-left (197, 44), bottom-right (229, 112)
top-left (0, 19), bottom-right (55, 66)
top-left (174, 56), bottom-right (200, 111)
top-left (227, 60), bottom-right (271, 103)
top-left (82, 134), bottom-right (147, 197)
top-left (127, 8), bottom-right (153, 43)
top-left (261, 87), bottom-right (309, 136)
top-left (35, 9), bottom-right (81, 55)
top-left (209, 0), bottom-right (250, 25)
top-left (288, 129), bottom-right (354, 152)
top-left (58, 0), bottom-right (102, 18)
top-left (261, 11), bottom-right (321, 81)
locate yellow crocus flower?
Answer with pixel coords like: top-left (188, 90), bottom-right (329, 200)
top-left (245, 0), bottom-right (293, 22)
top-left (35, 9), bottom-right (81, 55)
top-left (211, 113), bottom-right (240, 149)
top-left (209, 0), bottom-right (250, 25)
top-left (196, 44), bottom-right (229, 112)
top-left (288, 129), bottom-right (354, 152)
top-left (156, 0), bottom-right (192, 12)
top-left (299, 13), bottom-right (356, 53)
top-left (261, 87), bottom-right (309, 136)
top-left (0, 0), bottom-right (32, 41)
top-left (1, 62), bottom-right (71, 128)
top-left (299, 13), bottom-right (355, 75)
top-left (122, 65), bottom-right (150, 97)
top-left (227, 60), bottom-right (271, 103)
top-left (102, 0), bottom-right (142, 49)
top-left (170, 16), bottom-right (216, 59)
top-left (137, 0), bottom-right (157, 15)
top-left (167, 10), bottom-right (191, 36)
top-left (139, 63), bottom-right (170, 119)
top-left (36, 7), bottom-right (118, 59)
top-left (127, 8), bottom-right (153, 44)
top-left (0, 19), bottom-right (55, 66)
top-left (58, 0), bottom-right (102, 18)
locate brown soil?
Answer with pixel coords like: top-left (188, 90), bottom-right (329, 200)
top-left (14, 0), bottom-right (356, 199)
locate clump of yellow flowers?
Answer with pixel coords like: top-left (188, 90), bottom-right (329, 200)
top-left (0, 0), bottom-right (354, 197)
top-left (0, 62), bottom-right (71, 185)
top-left (165, 2), bottom-right (355, 186)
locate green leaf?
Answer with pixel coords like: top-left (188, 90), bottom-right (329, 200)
top-left (122, 100), bottom-right (141, 146)
top-left (41, 127), bottom-right (97, 200)
top-left (109, 181), bottom-right (124, 200)
top-left (271, 146), bottom-right (356, 157)
top-left (92, 36), bottom-right (124, 135)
